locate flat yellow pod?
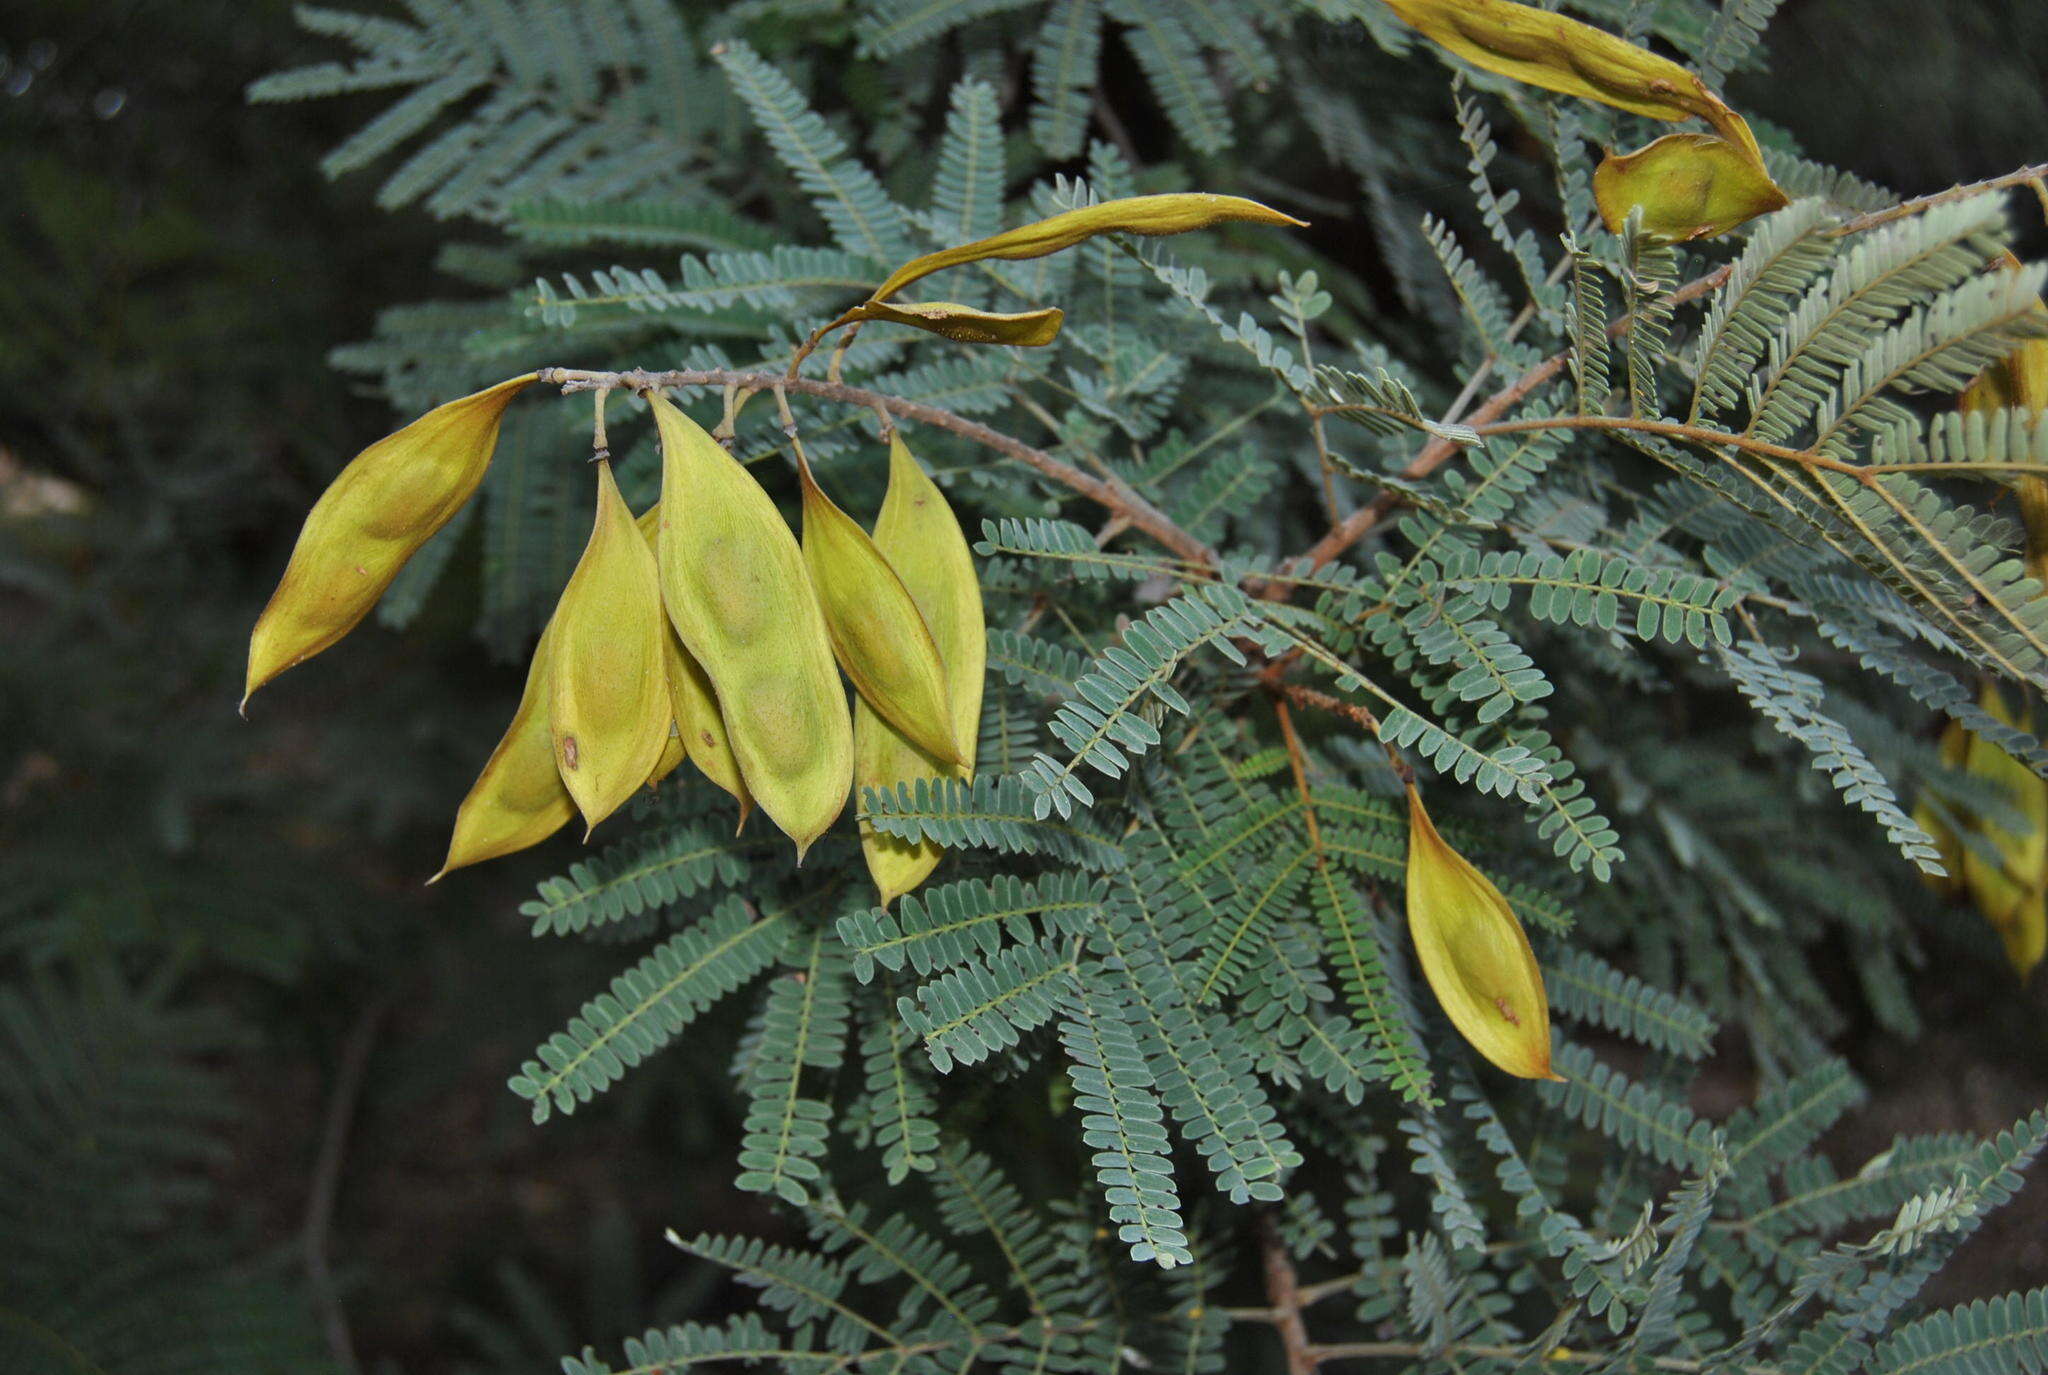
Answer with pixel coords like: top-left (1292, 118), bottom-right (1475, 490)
top-left (2000, 888), bottom-right (2046, 980)
top-left (649, 393), bottom-right (851, 858)
top-left (844, 300), bottom-right (1066, 347)
top-left (548, 460), bottom-right (673, 835)
top-left (856, 436), bottom-right (986, 904)
top-left (434, 623), bottom-right (573, 880)
top-left (1915, 717), bottom-right (1969, 898)
top-left (635, 506), bottom-right (752, 823)
top-left (1593, 132), bottom-right (1789, 241)
top-left (246, 373), bottom-right (534, 708)
top-left (1404, 785), bottom-right (1561, 1081)
top-left (869, 193), bottom-right (1305, 304)
top-left (1962, 684), bottom-right (2048, 941)
top-left (799, 459), bottom-right (961, 765)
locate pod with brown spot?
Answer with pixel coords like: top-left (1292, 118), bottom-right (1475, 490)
top-left (855, 435), bottom-right (986, 904)
top-left (842, 300), bottom-right (1066, 347)
top-left (548, 459), bottom-right (673, 835)
top-left (650, 393), bottom-right (851, 857)
top-left (635, 506), bottom-right (752, 824)
top-left (1404, 785), bottom-right (1561, 1080)
top-left (799, 457), bottom-right (962, 766)
top-left (245, 373), bottom-right (534, 709)
top-left (434, 623), bottom-right (573, 880)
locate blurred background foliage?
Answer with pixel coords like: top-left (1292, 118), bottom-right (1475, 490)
top-left (0, 1), bottom-right (2044, 1371)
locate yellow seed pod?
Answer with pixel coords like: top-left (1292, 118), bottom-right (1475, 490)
top-left (798, 459), bottom-right (962, 766)
top-left (1404, 785), bottom-right (1562, 1081)
top-left (1593, 131), bottom-right (1790, 241)
top-left (855, 435), bottom-right (987, 903)
top-left (634, 507), bottom-right (753, 824)
top-left (433, 623), bottom-right (573, 880)
top-left (649, 392), bottom-right (851, 857)
top-left (245, 373), bottom-right (535, 709)
top-left (868, 193), bottom-right (1306, 303)
top-left (548, 460), bottom-right (673, 836)
top-left (1381, 0), bottom-right (1739, 139)
top-left (2001, 888), bottom-right (2046, 980)
top-left (1914, 717), bottom-right (1970, 899)
top-left (843, 300), bottom-right (1066, 347)
top-left (1961, 684), bottom-right (2048, 948)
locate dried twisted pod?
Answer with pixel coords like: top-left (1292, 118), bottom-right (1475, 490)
top-left (245, 373), bottom-right (534, 708)
top-left (798, 457), bottom-right (962, 766)
top-left (854, 435), bottom-right (986, 903)
top-left (1405, 785), bottom-right (1562, 1080)
top-left (650, 393), bottom-right (851, 857)
top-left (868, 193), bottom-right (1305, 303)
top-left (548, 460), bottom-right (673, 835)
top-left (434, 622), bottom-right (573, 881)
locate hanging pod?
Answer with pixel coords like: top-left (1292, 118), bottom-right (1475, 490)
top-left (245, 373), bottom-right (535, 709)
top-left (854, 435), bottom-right (986, 903)
top-left (1914, 717), bottom-right (1970, 900)
top-left (547, 459), bottom-right (674, 836)
top-left (798, 455), bottom-right (962, 766)
top-left (434, 622), bottom-right (574, 880)
top-left (649, 392), bottom-right (851, 858)
top-left (1960, 684), bottom-right (2048, 977)
top-left (1404, 785), bottom-right (1561, 1081)
top-left (634, 506), bottom-right (752, 825)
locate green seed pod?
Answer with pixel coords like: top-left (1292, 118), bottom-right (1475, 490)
top-left (245, 373), bottom-right (534, 709)
top-left (855, 435), bottom-right (986, 904)
top-left (548, 460), bottom-right (673, 836)
top-left (799, 458), bottom-right (962, 766)
top-left (635, 507), bottom-right (752, 825)
top-left (649, 393), bottom-right (851, 858)
top-left (434, 622), bottom-right (573, 881)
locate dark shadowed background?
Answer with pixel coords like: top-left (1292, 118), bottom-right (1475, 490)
top-left (2, 1), bottom-right (2045, 1370)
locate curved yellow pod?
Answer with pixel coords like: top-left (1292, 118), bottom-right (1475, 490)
top-left (548, 460), bottom-right (673, 836)
top-left (869, 193), bottom-right (1305, 303)
top-left (799, 459), bottom-right (961, 766)
top-left (1404, 785), bottom-right (1562, 1081)
top-left (433, 623), bottom-right (573, 881)
top-left (245, 373), bottom-right (534, 708)
top-left (855, 435), bottom-right (986, 904)
top-left (634, 507), bottom-right (752, 824)
top-left (649, 393), bottom-right (851, 857)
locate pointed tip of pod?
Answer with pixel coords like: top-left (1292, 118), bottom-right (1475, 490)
top-left (425, 867), bottom-right (448, 886)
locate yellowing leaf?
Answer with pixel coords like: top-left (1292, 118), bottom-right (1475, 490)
top-left (1404, 785), bottom-right (1561, 1081)
top-left (548, 460), bottom-right (674, 835)
top-left (245, 373), bottom-right (534, 708)
top-left (868, 193), bottom-right (1304, 303)
top-left (434, 622), bottom-right (573, 881)
top-left (1593, 131), bottom-right (1789, 240)
top-left (799, 458), bottom-right (962, 766)
top-left (855, 435), bottom-right (986, 904)
top-left (845, 300), bottom-right (1065, 347)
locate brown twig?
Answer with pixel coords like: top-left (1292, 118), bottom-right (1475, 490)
top-left (304, 995), bottom-right (390, 1375)
top-left (1256, 1210), bottom-right (1318, 1375)
top-left (1289, 262), bottom-right (1737, 582)
top-left (541, 366), bottom-right (1218, 568)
